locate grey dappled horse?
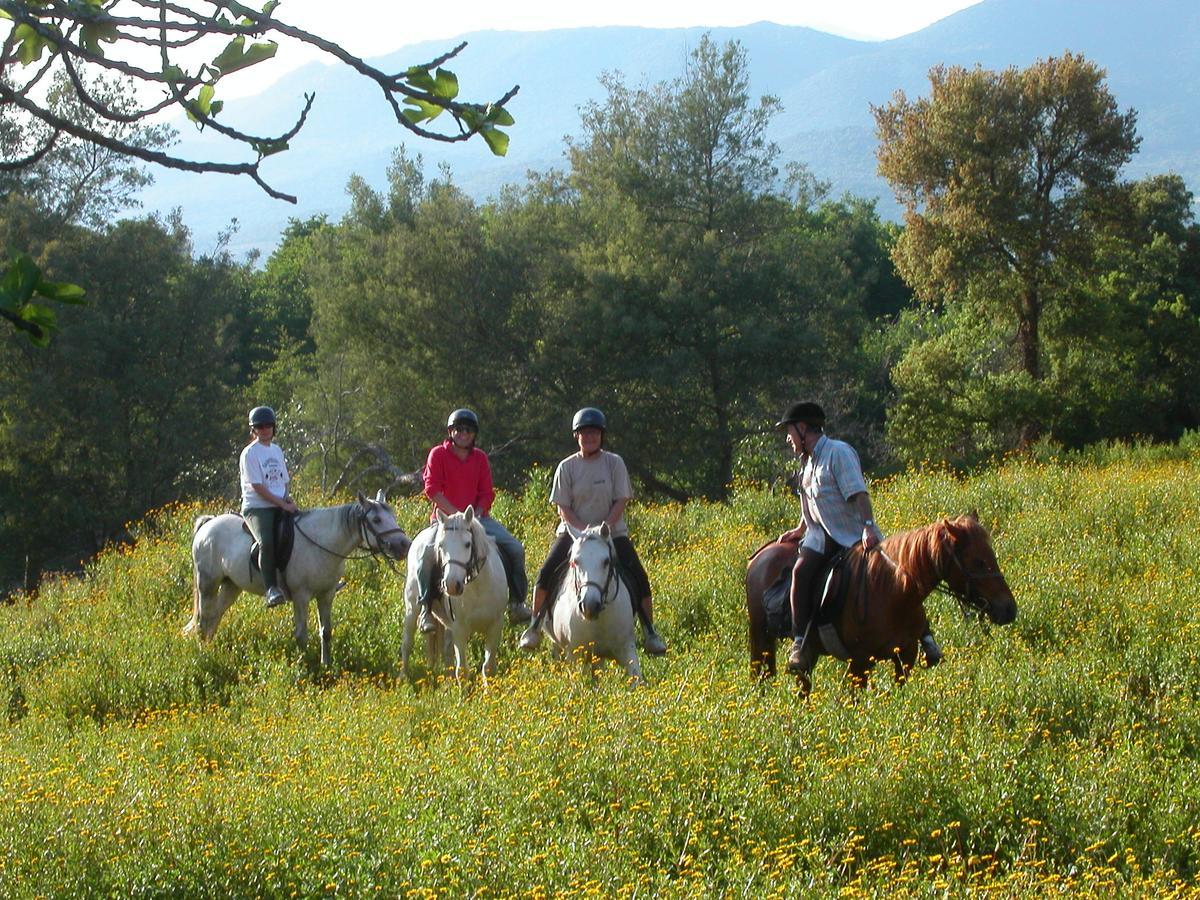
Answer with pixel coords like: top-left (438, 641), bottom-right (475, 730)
top-left (186, 491), bottom-right (410, 666)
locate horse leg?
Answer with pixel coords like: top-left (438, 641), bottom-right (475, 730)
top-left (892, 643), bottom-right (919, 685)
top-left (620, 640), bottom-right (643, 685)
top-left (451, 632), bottom-right (471, 685)
top-left (316, 592), bottom-right (334, 668)
top-left (292, 594), bottom-right (311, 657)
top-left (746, 589), bottom-right (775, 680)
top-left (481, 619), bottom-right (503, 682)
top-left (847, 657), bottom-right (874, 692)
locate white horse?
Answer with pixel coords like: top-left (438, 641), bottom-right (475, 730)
top-left (542, 523), bottom-right (643, 683)
top-left (401, 506), bottom-right (508, 683)
top-left (186, 491), bottom-right (411, 666)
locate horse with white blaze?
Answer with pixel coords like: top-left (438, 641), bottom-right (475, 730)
top-left (539, 523), bottom-right (643, 683)
top-left (186, 491), bottom-right (410, 666)
top-left (401, 506), bottom-right (508, 683)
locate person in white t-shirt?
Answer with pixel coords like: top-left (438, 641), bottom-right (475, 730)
top-left (239, 406), bottom-right (299, 608)
top-left (518, 407), bottom-right (666, 655)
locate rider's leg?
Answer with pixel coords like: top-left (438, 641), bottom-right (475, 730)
top-left (786, 546), bottom-right (832, 672)
top-left (245, 507), bottom-right (285, 608)
top-left (416, 538), bottom-right (441, 634)
top-left (519, 534), bottom-right (571, 651)
top-left (480, 516), bottom-right (531, 624)
top-left (615, 536), bottom-right (665, 655)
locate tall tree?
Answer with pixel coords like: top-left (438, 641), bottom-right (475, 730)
top-left (874, 53), bottom-right (1139, 444)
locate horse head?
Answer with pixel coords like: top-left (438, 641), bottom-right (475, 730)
top-left (937, 512), bottom-right (1017, 625)
top-left (434, 505), bottom-right (489, 596)
top-left (567, 523), bottom-right (617, 620)
top-left (355, 490), bottom-right (411, 559)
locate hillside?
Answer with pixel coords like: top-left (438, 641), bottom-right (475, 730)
top-left (138, 0), bottom-right (1200, 256)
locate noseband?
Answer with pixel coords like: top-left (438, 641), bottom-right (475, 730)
top-left (437, 521), bottom-right (481, 586)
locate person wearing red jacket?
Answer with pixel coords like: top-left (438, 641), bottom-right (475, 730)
top-left (416, 408), bottom-right (532, 632)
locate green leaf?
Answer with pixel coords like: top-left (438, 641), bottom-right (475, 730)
top-left (404, 68), bottom-right (436, 92)
top-left (36, 281), bottom-right (86, 304)
top-left (480, 126), bottom-right (509, 157)
top-left (432, 68), bottom-right (459, 100)
top-left (486, 105), bottom-right (515, 127)
top-left (251, 139), bottom-right (289, 158)
top-left (161, 65), bottom-right (186, 84)
top-left (15, 24), bottom-right (50, 65)
top-left (198, 84), bottom-right (215, 114)
top-left (212, 36), bottom-right (278, 76)
top-left (1, 255), bottom-right (40, 304)
top-left (261, 0), bottom-right (280, 14)
top-left (80, 20), bottom-right (119, 56)
top-left (402, 98), bottom-right (443, 124)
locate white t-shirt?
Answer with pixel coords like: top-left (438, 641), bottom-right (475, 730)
top-left (240, 441), bottom-right (290, 511)
top-left (550, 450), bottom-right (633, 537)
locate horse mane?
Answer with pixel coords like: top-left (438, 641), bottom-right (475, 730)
top-left (468, 514), bottom-right (491, 573)
top-left (870, 514), bottom-right (988, 596)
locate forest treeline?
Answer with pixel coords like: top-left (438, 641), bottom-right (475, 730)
top-left (2, 38), bottom-right (1198, 591)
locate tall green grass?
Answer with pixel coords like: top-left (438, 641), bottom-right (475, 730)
top-left (2, 448), bottom-right (1199, 896)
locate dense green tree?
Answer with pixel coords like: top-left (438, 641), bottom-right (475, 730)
top-left (875, 53), bottom-right (1140, 446)
top-left (0, 214), bottom-right (249, 590)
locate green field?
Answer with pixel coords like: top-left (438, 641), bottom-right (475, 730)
top-left (3, 446), bottom-right (1199, 897)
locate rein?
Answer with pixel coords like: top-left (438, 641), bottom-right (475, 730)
top-left (293, 504), bottom-right (404, 567)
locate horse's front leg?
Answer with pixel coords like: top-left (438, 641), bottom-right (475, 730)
top-left (892, 643), bottom-right (919, 685)
top-left (316, 591), bottom-right (335, 668)
top-left (847, 657), bottom-right (875, 691)
top-left (292, 594), bottom-right (311, 656)
top-left (619, 640), bottom-right (644, 686)
top-left (481, 619), bottom-right (503, 682)
top-left (451, 632), bottom-right (471, 685)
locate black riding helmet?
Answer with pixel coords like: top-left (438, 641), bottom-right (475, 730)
top-left (572, 407), bottom-right (607, 432)
top-left (249, 406), bottom-right (276, 428)
top-left (446, 408), bottom-right (479, 431)
top-left (775, 401), bottom-right (825, 429)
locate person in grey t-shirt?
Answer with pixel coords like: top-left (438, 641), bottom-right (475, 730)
top-left (518, 407), bottom-right (667, 655)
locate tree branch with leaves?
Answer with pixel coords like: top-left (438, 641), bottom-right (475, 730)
top-left (0, 0), bottom-right (518, 203)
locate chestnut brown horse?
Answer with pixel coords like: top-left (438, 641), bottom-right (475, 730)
top-left (746, 513), bottom-right (1016, 693)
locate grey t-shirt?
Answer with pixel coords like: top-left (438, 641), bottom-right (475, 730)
top-left (550, 450), bottom-right (633, 537)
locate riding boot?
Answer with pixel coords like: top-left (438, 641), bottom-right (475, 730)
top-left (508, 599), bottom-right (532, 626)
top-left (518, 586), bottom-right (549, 651)
top-left (638, 596), bottom-right (667, 656)
top-left (920, 629), bottom-right (943, 667)
top-left (418, 585), bottom-right (440, 634)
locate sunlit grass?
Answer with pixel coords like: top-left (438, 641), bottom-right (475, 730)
top-left (2, 446), bottom-right (1199, 895)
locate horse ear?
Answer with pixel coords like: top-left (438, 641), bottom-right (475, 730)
top-left (566, 524), bottom-right (582, 541)
top-left (375, 488), bottom-right (387, 504)
top-left (599, 522), bottom-right (611, 539)
top-left (435, 508), bottom-right (447, 525)
top-left (967, 508), bottom-right (979, 522)
top-left (464, 505), bottom-right (475, 523)
top-left (356, 492), bottom-right (368, 507)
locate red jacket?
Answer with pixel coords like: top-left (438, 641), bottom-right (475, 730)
top-left (423, 441), bottom-right (495, 520)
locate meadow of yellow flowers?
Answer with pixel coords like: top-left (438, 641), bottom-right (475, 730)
top-left (2, 443), bottom-right (1199, 897)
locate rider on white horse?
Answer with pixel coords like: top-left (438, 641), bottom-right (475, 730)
top-left (519, 407), bottom-right (667, 656)
top-left (415, 408), bottom-right (532, 633)
top-left (238, 405), bottom-right (299, 608)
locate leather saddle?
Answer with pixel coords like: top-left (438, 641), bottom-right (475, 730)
top-left (243, 510), bottom-right (297, 575)
top-left (761, 546), bottom-right (858, 654)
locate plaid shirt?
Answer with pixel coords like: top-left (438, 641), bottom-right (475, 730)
top-left (799, 434), bottom-right (869, 553)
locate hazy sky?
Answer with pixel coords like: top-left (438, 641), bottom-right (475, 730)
top-left (228, 0), bottom-right (983, 95)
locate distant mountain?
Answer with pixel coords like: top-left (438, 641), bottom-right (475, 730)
top-left (137, 0), bottom-right (1200, 257)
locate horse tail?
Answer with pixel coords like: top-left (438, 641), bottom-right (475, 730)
top-left (184, 515), bottom-right (216, 635)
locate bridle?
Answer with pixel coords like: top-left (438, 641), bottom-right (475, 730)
top-left (437, 519), bottom-right (482, 587)
top-left (293, 501), bottom-right (407, 567)
top-left (571, 536), bottom-right (619, 612)
top-left (932, 537), bottom-right (1007, 618)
